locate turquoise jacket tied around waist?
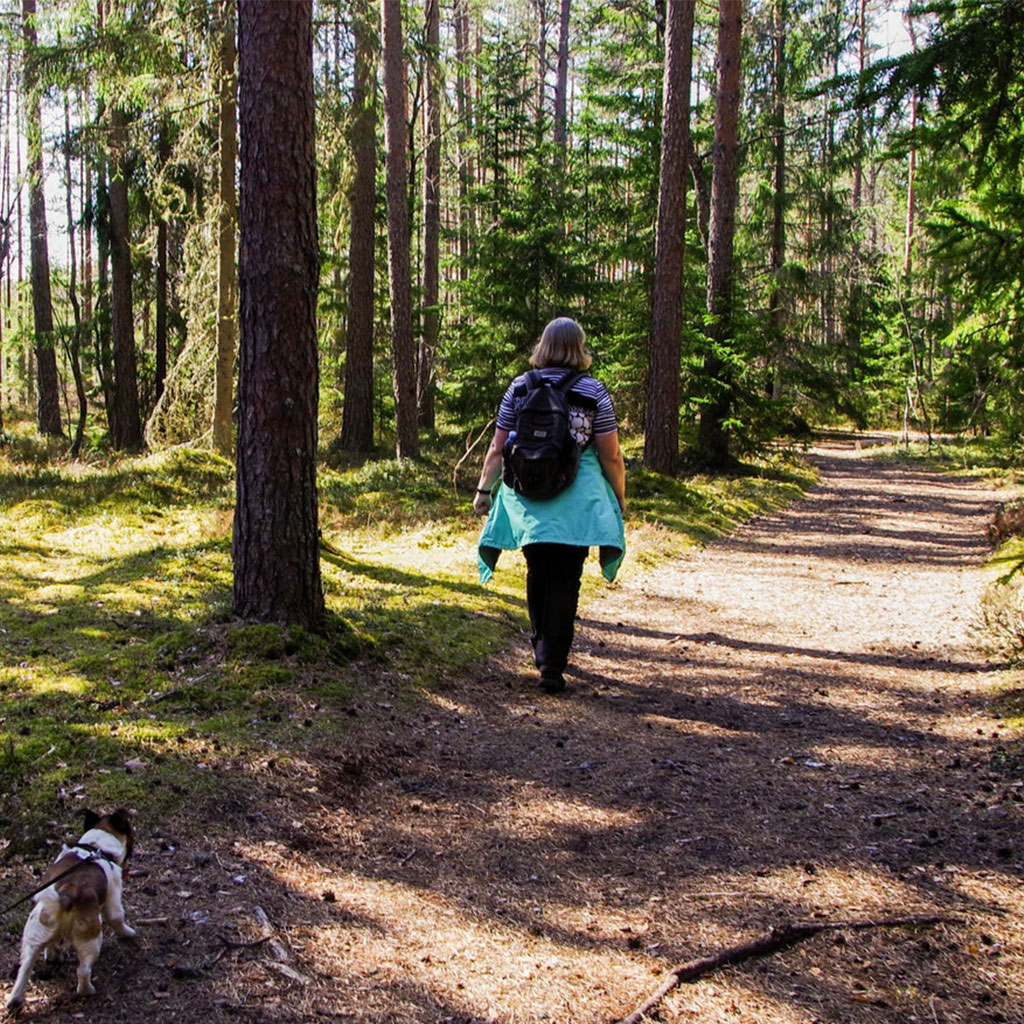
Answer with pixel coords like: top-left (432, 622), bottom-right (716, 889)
top-left (477, 447), bottom-right (625, 584)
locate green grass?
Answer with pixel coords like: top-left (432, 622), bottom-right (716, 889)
top-left (867, 433), bottom-right (1024, 477)
top-left (0, 425), bottom-right (815, 855)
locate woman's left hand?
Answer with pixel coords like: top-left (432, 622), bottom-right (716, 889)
top-left (473, 491), bottom-right (493, 516)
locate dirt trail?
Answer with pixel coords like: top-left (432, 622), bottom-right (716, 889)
top-left (6, 441), bottom-right (1023, 1024)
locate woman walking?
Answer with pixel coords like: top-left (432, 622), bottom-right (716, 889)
top-left (474, 317), bottom-right (626, 694)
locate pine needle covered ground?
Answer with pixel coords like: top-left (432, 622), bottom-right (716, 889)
top-left (1, 428), bottom-right (1021, 1023)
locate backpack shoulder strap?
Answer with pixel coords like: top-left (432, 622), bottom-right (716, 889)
top-left (512, 370), bottom-right (539, 398)
top-left (556, 371), bottom-right (586, 394)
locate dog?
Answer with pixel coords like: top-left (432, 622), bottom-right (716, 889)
top-left (6, 809), bottom-right (136, 1012)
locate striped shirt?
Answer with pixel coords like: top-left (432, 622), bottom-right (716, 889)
top-left (496, 368), bottom-right (618, 447)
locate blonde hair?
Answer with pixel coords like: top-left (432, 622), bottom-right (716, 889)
top-left (529, 317), bottom-right (593, 370)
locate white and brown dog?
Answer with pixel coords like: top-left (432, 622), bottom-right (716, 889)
top-left (6, 809), bottom-right (136, 1013)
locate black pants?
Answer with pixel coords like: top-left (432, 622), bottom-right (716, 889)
top-left (522, 543), bottom-right (588, 677)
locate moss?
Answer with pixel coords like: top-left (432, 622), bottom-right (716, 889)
top-left (238, 665), bottom-right (296, 688)
top-left (0, 421), bottom-right (818, 846)
top-left (227, 623), bottom-right (290, 660)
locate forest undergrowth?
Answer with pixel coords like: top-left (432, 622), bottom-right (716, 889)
top-left (3, 423), bottom-right (1024, 1024)
top-left (0, 417), bottom-right (815, 856)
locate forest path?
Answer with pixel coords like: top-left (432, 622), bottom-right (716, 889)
top-left (15, 441), bottom-right (1022, 1024)
top-left (276, 438), bottom-right (1021, 1024)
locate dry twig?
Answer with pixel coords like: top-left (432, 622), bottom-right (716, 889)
top-left (616, 914), bottom-right (958, 1024)
top-left (453, 418), bottom-right (495, 495)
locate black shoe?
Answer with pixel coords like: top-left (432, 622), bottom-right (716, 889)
top-left (539, 672), bottom-right (566, 694)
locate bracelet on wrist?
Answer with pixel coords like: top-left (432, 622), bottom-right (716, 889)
top-left (476, 487), bottom-right (492, 495)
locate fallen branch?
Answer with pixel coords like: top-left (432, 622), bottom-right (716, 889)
top-left (615, 914), bottom-right (957, 1024)
top-left (216, 934), bottom-right (272, 953)
top-left (250, 905), bottom-right (291, 964)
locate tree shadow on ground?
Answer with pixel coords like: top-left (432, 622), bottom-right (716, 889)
top-left (4, 443), bottom-right (1021, 1023)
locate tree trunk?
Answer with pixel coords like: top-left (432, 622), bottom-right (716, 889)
top-left (686, 141), bottom-right (710, 250)
top-left (418, 0), bottom-right (441, 431)
top-left (83, 120), bottom-right (93, 323)
top-left (154, 123), bottom-right (170, 406)
top-left (454, 0), bottom-right (471, 278)
top-left (234, 0), bottom-right (323, 627)
top-left (381, 0), bottom-right (418, 460)
top-left (93, 161), bottom-right (114, 430)
top-left (0, 46), bottom-right (12, 433)
top-left (903, 93), bottom-right (917, 280)
top-left (22, 0), bottom-right (63, 437)
top-left (553, 0), bottom-right (570, 157)
top-left (108, 105), bottom-right (143, 449)
top-left (845, 0), bottom-right (867, 382)
top-left (768, 0), bottom-right (786, 401)
top-left (900, 16), bottom-right (928, 438)
top-left (213, 0), bottom-right (238, 457)
top-left (340, 0), bottom-right (376, 452)
top-left (644, 0), bottom-right (695, 474)
top-left (155, 216), bottom-right (168, 402)
top-left (63, 91), bottom-right (87, 456)
top-left (852, 0), bottom-right (866, 213)
top-left (696, 0), bottom-right (742, 470)
top-left (533, 0), bottom-right (548, 141)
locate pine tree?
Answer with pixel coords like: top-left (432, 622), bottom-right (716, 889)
top-left (212, 0), bottom-right (237, 457)
top-left (696, 0), bottom-right (742, 469)
top-left (340, 0), bottom-right (378, 453)
top-left (418, 0), bottom-right (441, 431)
top-left (644, 0), bottom-right (695, 474)
top-left (108, 102), bottom-right (143, 449)
top-left (381, 0), bottom-right (418, 460)
top-left (22, 0), bottom-right (62, 437)
top-left (233, 0), bottom-right (323, 626)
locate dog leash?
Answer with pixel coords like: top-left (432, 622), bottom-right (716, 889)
top-left (0, 848), bottom-right (106, 918)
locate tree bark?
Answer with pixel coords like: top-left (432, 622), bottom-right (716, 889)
top-left (213, 0), bottom-right (238, 457)
top-left (94, 161), bottom-right (114, 431)
top-left (154, 124), bottom-right (170, 406)
top-left (846, 0), bottom-right (867, 381)
top-left (686, 141), bottom-right (710, 250)
top-left (533, 0), bottom-right (549, 141)
top-left (553, 0), bottom-right (570, 157)
top-left (418, 0), bottom-right (441, 431)
top-left (852, 0), bottom-right (866, 213)
top-left (644, 0), bottom-right (695, 474)
top-left (22, 0), bottom-right (63, 437)
top-left (768, 0), bottom-right (786, 401)
top-left (233, 0), bottom-right (323, 627)
top-left (903, 97), bottom-right (917, 280)
top-left (63, 91), bottom-right (87, 456)
top-left (0, 49), bottom-right (8, 434)
top-left (108, 105), bottom-right (143, 449)
top-left (453, 0), bottom-right (475, 278)
top-left (381, 0), bottom-right (418, 459)
top-left (340, 0), bottom-right (377, 452)
top-left (696, 0), bottom-right (742, 470)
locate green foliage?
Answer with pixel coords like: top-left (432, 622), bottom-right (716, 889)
top-left (834, 0), bottom-right (1024, 443)
top-left (5, 0), bottom-right (1024, 470)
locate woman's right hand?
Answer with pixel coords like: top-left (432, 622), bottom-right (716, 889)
top-left (473, 490), bottom-right (493, 516)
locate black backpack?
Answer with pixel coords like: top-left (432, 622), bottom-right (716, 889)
top-left (502, 370), bottom-right (586, 500)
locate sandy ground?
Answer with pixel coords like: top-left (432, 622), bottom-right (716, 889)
top-left (4, 439), bottom-right (1022, 1024)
